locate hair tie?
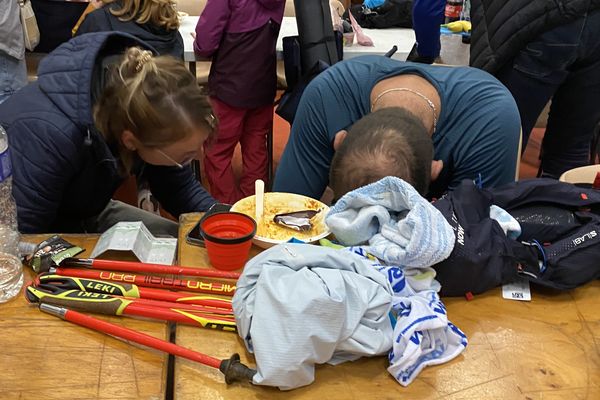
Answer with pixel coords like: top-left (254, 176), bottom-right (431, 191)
top-left (135, 51), bottom-right (153, 72)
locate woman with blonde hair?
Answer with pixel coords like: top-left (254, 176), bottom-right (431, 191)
top-left (0, 32), bottom-right (216, 236)
top-left (77, 0), bottom-right (183, 58)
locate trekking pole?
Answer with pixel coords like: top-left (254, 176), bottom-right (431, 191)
top-left (54, 258), bottom-right (242, 280)
top-left (38, 303), bottom-right (254, 384)
top-left (26, 284), bottom-right (237, 331)
top-left (36, 274), bottom-right (233, 310)
top-left (49, 266), bottom-right (236, 296)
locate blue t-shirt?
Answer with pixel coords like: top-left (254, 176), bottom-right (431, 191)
top-left (273, 55), bottom-right (521, 199)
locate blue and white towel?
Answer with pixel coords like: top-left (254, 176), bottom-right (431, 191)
top-left (346, 247), bottom-right (468, 386)
top-left (326, 177), bottom-right (455, 269)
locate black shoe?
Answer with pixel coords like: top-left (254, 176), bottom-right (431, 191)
top-left (406, 43), bottom-right (436, 64)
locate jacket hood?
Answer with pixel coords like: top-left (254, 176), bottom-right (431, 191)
top-left (36, 31), bottom-right (151, 128)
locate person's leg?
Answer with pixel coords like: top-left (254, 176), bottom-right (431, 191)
top-left (85, 200), bottom-right (179, 237)
top-left (0, 51), bottom-right (27, 104)
top-left (494, 15), bottom-right (588, 149)
top-left (410, 0), bottom-right (446, 62)
top-left (238, 104), bottom-right (272, 198)
top-left (494, 63), bottom-right (558, 148)
top-left (203, 97), bottom-right (245, 204)
top-left (540, 10), bottom-right (600, 177)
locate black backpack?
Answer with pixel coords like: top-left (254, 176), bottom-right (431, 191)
top-left (431, 179), bottom-right (600, 296)
top-left (343, 0), bottom-right (413, 30)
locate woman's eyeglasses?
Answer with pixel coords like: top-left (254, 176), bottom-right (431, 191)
top-left (156, 149), bottom-right (193, 169)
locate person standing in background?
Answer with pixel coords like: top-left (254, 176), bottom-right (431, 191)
top-left (407, 0), bottom-right (446, 64)
top-left (193, 0), bottom-right (286, 204)
top-left (0, 0), bottom-right (28, 104)
top-left (470, 0), bottom-right (600, 178)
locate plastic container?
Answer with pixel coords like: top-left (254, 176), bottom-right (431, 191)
top-left (0, 124), bottom-right (23, 303)
top-left (200, 212), bottom-right (256, 271)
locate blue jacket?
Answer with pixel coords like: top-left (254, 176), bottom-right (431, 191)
top-left (0, 32), bottom-right (216, 233)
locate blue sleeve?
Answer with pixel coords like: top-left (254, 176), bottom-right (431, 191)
top-left (272, 84), bottom-right (335, 199)
top-left (9, 119), bottom-right (79, 233)
top-left (146, 165), bottom-right (217, 216)
top-left (450, 95), bottom-right (521, 189)
top-left (412, 0), bottom-right (446, 58)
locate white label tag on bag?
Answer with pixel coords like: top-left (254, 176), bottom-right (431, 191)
top-left (502, 277), bottom-right (532, 301)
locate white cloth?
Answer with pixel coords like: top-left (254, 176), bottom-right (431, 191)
top-left (326, 177), bottom-right (455, 269)
top-left (233, 243), bottom-right (394, 390)
top-left (490, 204), bottom-right (522, 239)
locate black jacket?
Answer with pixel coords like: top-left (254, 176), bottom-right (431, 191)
top-left (0, 32), bottom-right (214, 233)
top-left (470, 0), bottom-right (600, 74)
top-left (77, 3), bottom-right (183, 59)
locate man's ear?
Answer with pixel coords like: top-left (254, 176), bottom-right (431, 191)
top-left (333, 130), bottom-right (348, 150)
top-left (431, 160), bottom-right (443, 182)
top-left (120, 130), bottom-right (139, 151)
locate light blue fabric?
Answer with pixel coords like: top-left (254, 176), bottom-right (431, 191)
top-left (233, 243), bottom-right (394, 390)
top-left (0, 0), bottom-right (25, 60)
top-left (0, 53), bottom-right (26, 104)
top-left (326, 177), bottom-right (455, 269)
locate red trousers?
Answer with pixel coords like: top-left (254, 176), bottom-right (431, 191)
top-left (204, 97), bottom-right (273, 204)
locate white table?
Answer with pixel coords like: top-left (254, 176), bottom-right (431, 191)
top-left (180, 16), bottom-right (416, 63)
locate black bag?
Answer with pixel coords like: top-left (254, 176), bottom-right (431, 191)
top-left (276, 58), bottom-right (332, 124)
top-left (343, 0), bottom-right (413, 30)
top-left (432, 179), bottom-right (600, 296)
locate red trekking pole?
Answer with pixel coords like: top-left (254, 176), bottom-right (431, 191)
top-left (36, 274), bottom-right (233, 309)
top-left (39, 303), bottom-right (255, 384)
top-left (49, 266), bottom-right (237, 296)
top-left (56, 258), bottom-right (242, 280)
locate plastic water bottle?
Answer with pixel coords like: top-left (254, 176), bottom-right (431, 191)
top-left (0, 124), bottom-right (23, 303)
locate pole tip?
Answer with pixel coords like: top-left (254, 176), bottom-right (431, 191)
top-left (219, 354), bottom-right (256, 385)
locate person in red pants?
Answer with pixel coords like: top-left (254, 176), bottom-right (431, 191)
top-left (194, 0), bottom-right (286, 204)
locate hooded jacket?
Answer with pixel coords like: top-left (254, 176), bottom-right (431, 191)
top-left (193, 0), bottom-right (286, 108)
top-left (0, 32), bottom-right (215, 233)
top-left (470, 0), bottom-right (600, 74)
top-left (76, 1), bottom-right (184, 59)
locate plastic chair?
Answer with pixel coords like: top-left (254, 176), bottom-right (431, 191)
top-left (559, 165), bottom-right (600, 184)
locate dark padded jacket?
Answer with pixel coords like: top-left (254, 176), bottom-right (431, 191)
top-left (470, 0), bottom-right (600, 74)
top-left (0, 32), bottom-right (215, 233)
top-left (76, 1), bottom-right (183, 59)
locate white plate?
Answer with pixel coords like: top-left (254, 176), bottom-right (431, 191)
top-left (231, 192), bottom-right (330, 249)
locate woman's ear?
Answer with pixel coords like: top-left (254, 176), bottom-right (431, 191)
top-left (333, 130), bottom-right (348, 150)
top-left (121, 130), bottom-right (139, 151)
top-left (431, 160), bottom-right (443, 182)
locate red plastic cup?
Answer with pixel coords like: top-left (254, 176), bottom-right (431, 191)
top-left (199, 212), bottom-right (256, 271)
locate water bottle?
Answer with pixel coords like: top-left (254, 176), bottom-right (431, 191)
top-left (0, 124), bottom-right (23, 303)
